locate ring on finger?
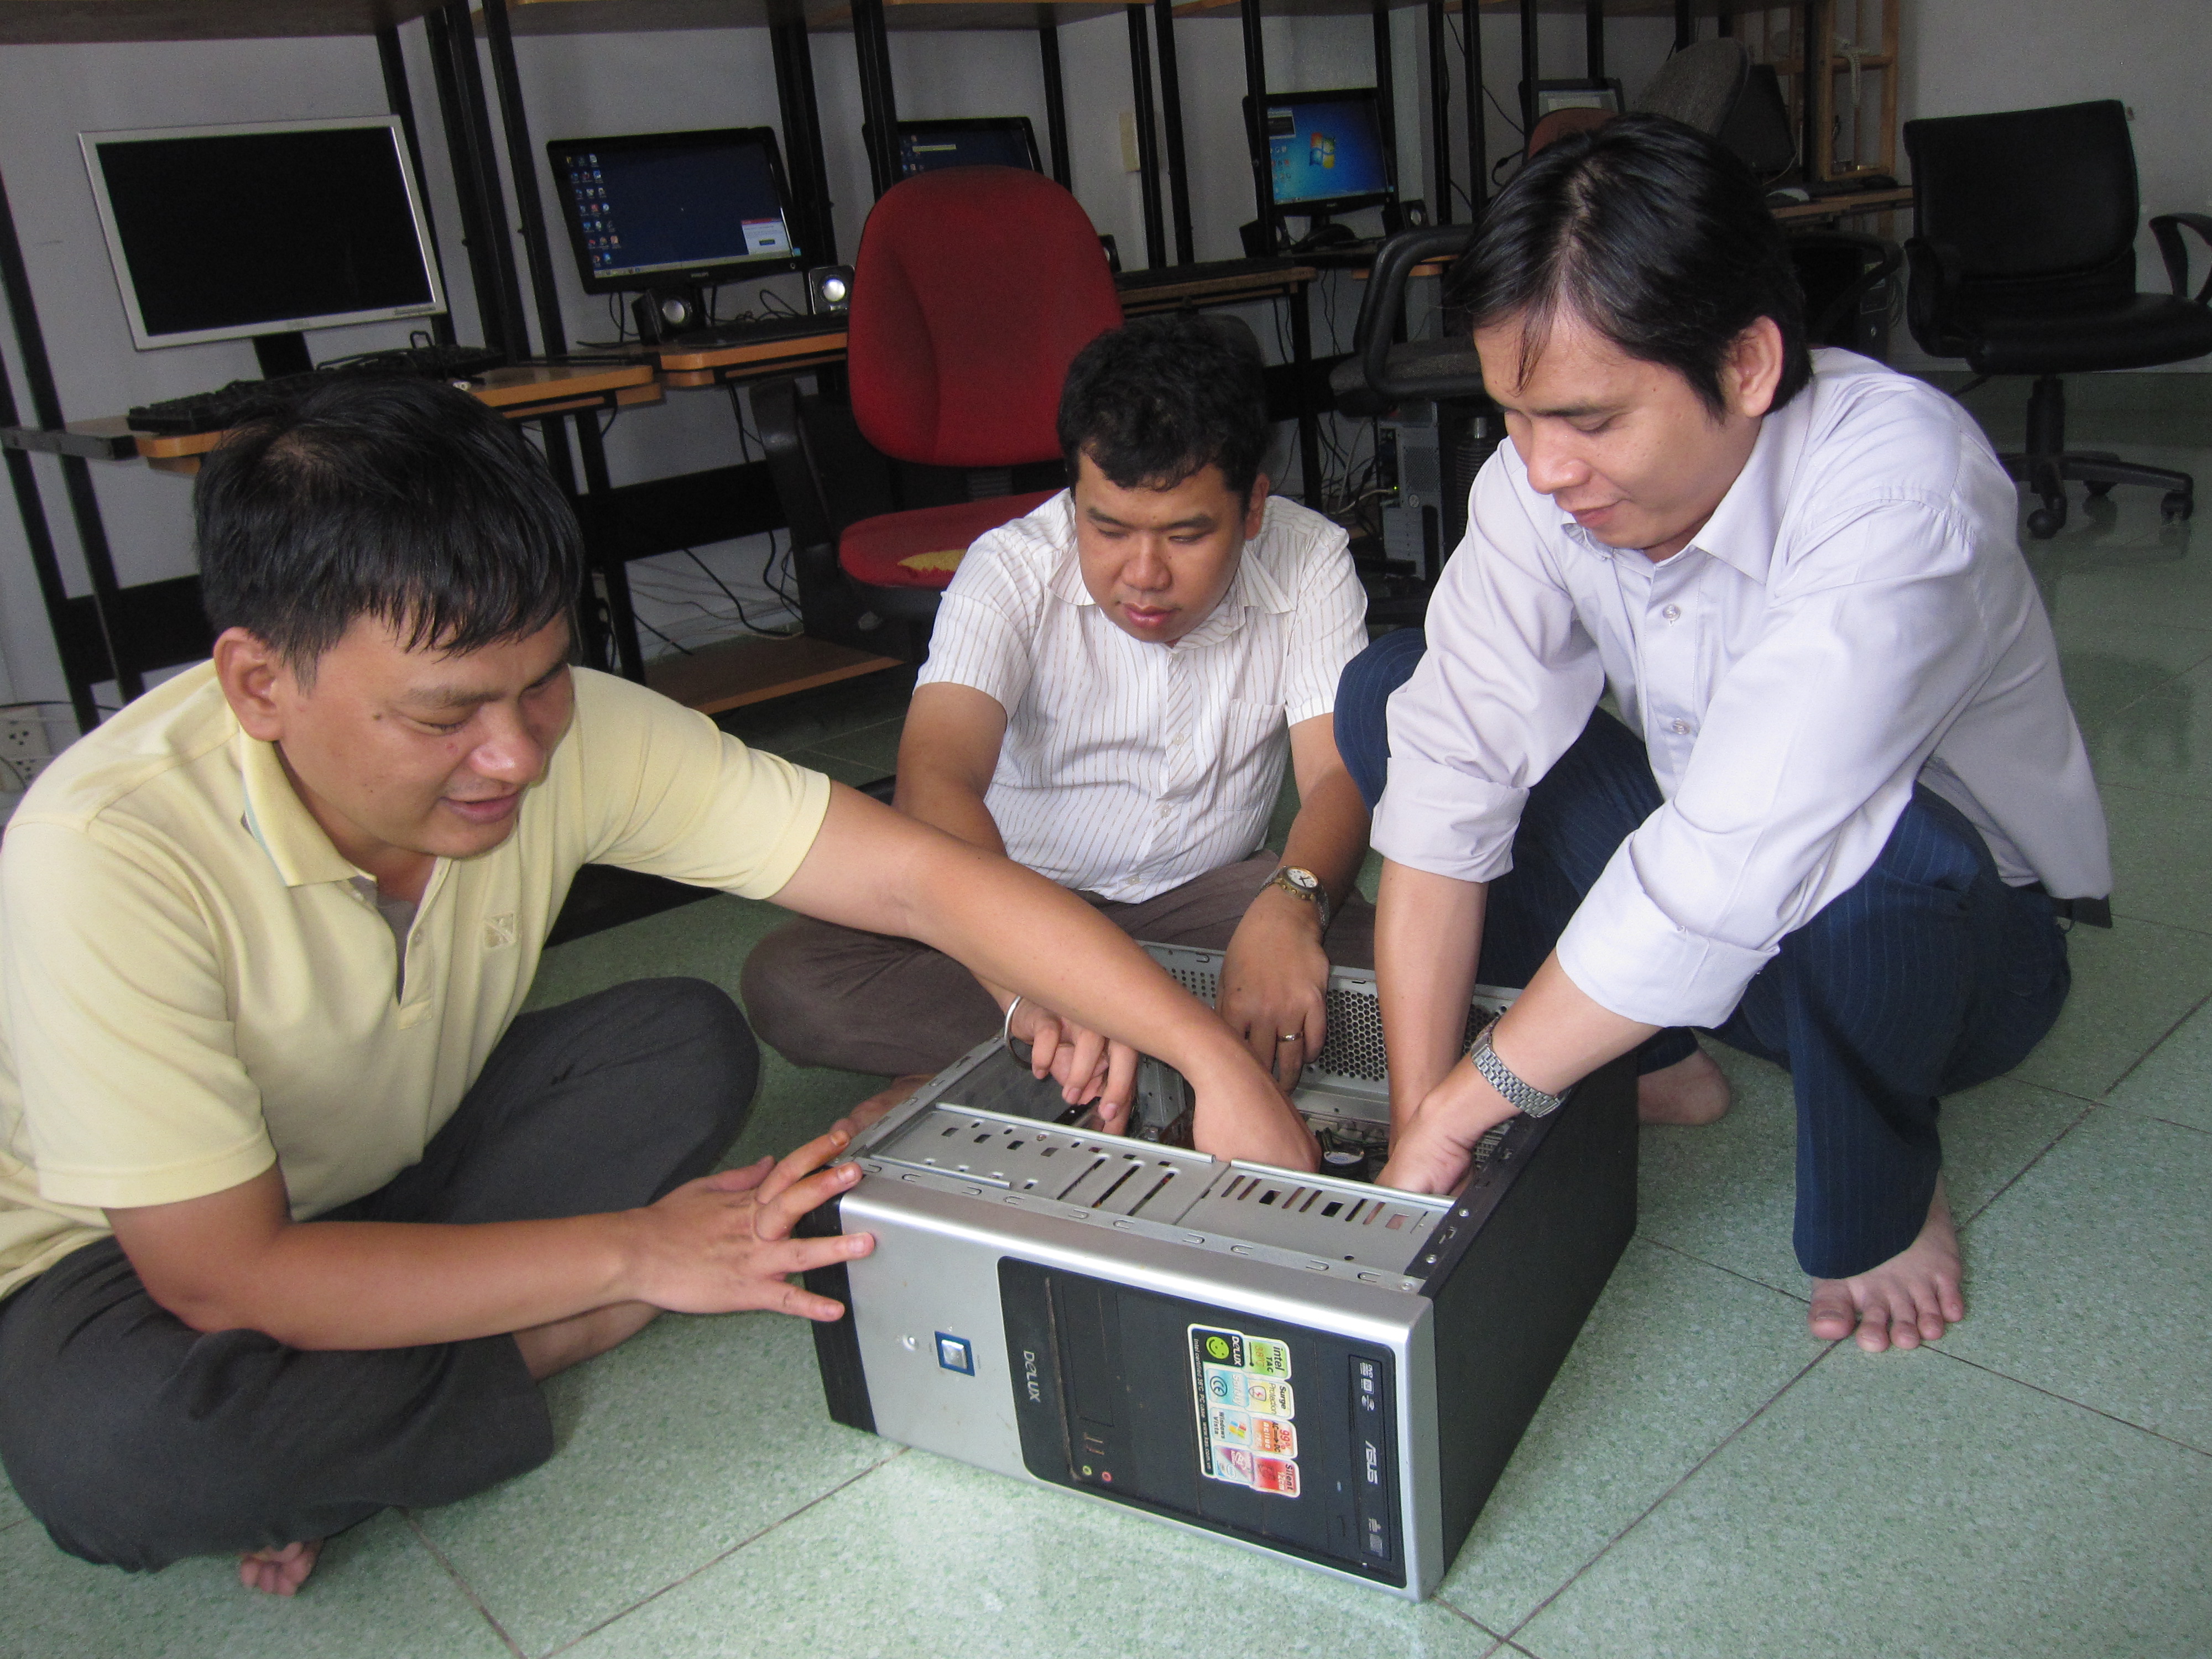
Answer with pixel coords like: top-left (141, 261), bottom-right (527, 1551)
top-left (1279, 1032), bottom-right (1301, 1042)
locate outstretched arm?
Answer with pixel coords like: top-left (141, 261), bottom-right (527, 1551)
top-left (1217, 713), bottom-right (1371, 1087)
top-left (893, 681), bottom-right (1142, 1119)
top-left (773, 781), bottom-right (1316, 1170)
top-left (107, 1130), bottom-right (873, 1351)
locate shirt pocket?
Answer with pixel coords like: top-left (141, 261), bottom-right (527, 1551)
top-left (1217, 698), bottom-right (1290, 794)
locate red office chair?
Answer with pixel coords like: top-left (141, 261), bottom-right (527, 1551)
top-left (757, 166), bottom-right (1123, 656)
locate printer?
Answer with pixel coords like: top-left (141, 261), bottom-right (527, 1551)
top-left (799, 945), bottom-right (1635, 1599)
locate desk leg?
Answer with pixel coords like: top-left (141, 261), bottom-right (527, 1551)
top-left (1290, 289), bottom-right (1321, 504)
top-left (1427, 0), bottom-right (1451, 223)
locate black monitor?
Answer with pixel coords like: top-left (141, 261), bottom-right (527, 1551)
top-left (1246, 87), bottom-right (1396, 218)
top-left (79, 117), bottom-right (446, 354)
top-left (892, 117), bottom-right (1041, 178)
top-left (544, 126), bottom-right (806, 295)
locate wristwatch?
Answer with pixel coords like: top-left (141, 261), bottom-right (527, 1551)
top-left (1468, 1019), bottom-right (1564, 1118)
top-left (1266, 865), bottom-right (1332, 933)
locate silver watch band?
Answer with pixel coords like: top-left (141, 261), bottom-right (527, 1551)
top-left (1469, 1021), bottom-right (1565, 1118)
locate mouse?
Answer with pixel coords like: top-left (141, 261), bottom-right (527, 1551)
top-left (1765, 186), bottom-right (1812, 206)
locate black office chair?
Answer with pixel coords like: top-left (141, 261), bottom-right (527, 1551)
top-left (1903, 99), bottom-right (2212, 539)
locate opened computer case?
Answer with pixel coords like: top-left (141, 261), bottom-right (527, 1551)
top-left (799, 945), bottom-right (1635, 1599)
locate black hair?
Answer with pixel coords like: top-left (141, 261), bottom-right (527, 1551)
top-left (196, 375), bottom-right (585, 671)
top-left (1454, 113), bottom-right (1812, 416)
top-left (1057, 312), bottom-right (1271, 502)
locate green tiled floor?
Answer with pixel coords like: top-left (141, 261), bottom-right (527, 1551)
top-left (7, 404), bottom-right (2211, 1656)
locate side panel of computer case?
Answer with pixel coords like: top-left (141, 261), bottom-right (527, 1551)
top-left (1423, 1055), bottom-right (1639, 1564)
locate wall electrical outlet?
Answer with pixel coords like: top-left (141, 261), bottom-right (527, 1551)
top-left (0, 711), bottom-right (54, 793)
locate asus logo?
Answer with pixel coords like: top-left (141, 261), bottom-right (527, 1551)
top-left (1021, 1349), bottom-right (1042, 1404)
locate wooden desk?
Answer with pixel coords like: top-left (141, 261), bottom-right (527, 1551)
top-left (1771, 186), bottom-right (1914, 225)
top-left (652, 327), bottom-right (851, 389)
top-left (1115, 262), bottom-right (1319, 314)
top-left (66, 362), bottom-right (662, 476)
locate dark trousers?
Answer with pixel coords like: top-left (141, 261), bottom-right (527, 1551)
top-left (0, 978), bottom-right (756, 1573)
top-left (1339, 629), bottom-right (2073, 1279)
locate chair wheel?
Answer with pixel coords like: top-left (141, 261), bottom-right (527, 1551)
top-left (2085, 480), bottom-right (2115, 498)
top-left (2027, 507), bottom-right (2064, 540)
top-left (2163, 491), bottom-right (2194, 523)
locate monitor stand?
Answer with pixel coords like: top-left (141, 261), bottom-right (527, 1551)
top-left (252, 332), bottom-right (314, 380)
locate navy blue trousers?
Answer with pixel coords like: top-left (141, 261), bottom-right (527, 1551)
top-left (1339, 628), bottom-right (2073, 1279)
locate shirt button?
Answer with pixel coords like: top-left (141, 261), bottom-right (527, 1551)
top-left (1670, 718), bottom-right (1694, 736)
top-left (1661, 604), bottom-right (1682, 623)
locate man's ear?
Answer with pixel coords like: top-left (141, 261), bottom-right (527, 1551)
top-left (1726, 317), bottom-right (1787, 421)
top-left (1243, 472), bottom-right (1271, 541)
top-left (212, 627), bottom-right (296, 743)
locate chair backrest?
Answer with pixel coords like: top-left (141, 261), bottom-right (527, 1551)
top-left (1903, 100), bottom-right (2140, 285)
top-left (848, 166), bottom-right (1124, 470)
top-left (1631, 39), bottom-right (1750, 136)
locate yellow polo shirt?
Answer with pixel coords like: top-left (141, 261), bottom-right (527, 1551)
top-left (0, 663), bottom-right (831, 1302)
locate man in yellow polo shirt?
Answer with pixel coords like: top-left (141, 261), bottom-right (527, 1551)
top-left (0, 378), bottom-right (1307, 1595)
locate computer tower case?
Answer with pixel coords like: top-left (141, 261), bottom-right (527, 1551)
top-left (798, 946), bottom-right (1636, 1599)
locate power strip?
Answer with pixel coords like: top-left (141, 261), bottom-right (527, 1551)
top-left (0, 711), bottom-right (54, 793)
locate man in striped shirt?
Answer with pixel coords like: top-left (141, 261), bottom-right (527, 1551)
top-left (745, 316), bottom-right (1371, 1165)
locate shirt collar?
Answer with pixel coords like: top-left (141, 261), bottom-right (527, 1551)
top-left (1550, 380), bottom-right (1813, 585)
top-left (234, 724), bottom-right (369, 888)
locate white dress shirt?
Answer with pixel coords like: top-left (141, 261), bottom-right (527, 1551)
top-left (918, 489), bottom-right (1366, 903)
top-left (1372, 350), bottom-right (2110, 1031)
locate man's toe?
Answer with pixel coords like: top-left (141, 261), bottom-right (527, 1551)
top-left (1807, 1284), bottom-right (1856, 1340)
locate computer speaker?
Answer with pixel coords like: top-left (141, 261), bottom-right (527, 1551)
top-left (807, 265), bottom-right (854, 315)
top-left (631, 285), bottom-right (707, 343)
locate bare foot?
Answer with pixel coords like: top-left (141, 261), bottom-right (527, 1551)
top-left (1807, 1180), bottom-right (1965, 1353)
top-left (831, 1074), bottom-right (931, 1142)
top-left (1637, 1047), bottom-right (1732, 1126)
top-left (239, 1539), bottom-right (321, 1596)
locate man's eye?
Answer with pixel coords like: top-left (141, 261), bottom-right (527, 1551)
top-left (419, 717), bottom-right (469, 734)
top-left (1572, 417), bottom-right (1615, 435)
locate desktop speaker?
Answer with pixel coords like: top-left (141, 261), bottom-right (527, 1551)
top-left (630, 285), bottom-right (707, 343)
top-left (807, 265), bottom-right (854, 315)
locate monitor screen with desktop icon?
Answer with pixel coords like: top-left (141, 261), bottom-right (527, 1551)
top-left (544, 126), bottom-right (806, 295)
top-left (1248, 87), bottom-right (1395, 217)
top-left (890, 116), bottom-right (1041, 178)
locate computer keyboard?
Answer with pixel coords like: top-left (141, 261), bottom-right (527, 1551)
top-left (1115, 256), bottom-right (1301, 293)
top-left (126, 345), bottom-right (509, 436)
top-left (662, 311), bottom-right (844, 350)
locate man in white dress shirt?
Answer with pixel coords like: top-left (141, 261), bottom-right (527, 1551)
top-left (745, 315), bottom-right (1371, 1168)
top-left (1340, 116), bottom-right (2110, 1352)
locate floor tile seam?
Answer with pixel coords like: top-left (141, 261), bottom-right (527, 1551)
top-left (2099, 984), bottom-right (2212, 1100)
top-left (1426, 1591), bottom-right (1510, 1648)
top-left (536, 1449), bottom-right (908, 1658)
top-left (1634, 1234), bottom-right (1809, 1305)
top-left (2098, 1100), bottom-right (2212, 1138)
top-left (401, 1509), bottom-right (529, 1659)
top-left (1919, 1348), bottom-right (2212, 1462)
top-left (2107, 905), bottom-right (2212, 941)
top-left (1949, 1098), bottom-right (2099, 1233)
top-left (1494, 1343), bottom-right (1839, 1650)
top-left (2099, 778), bottom-right (2212, 812)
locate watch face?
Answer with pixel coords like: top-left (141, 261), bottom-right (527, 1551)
top-left (1284, 868), bottom-right (1318, 892)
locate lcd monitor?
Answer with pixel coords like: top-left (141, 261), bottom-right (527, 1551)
top-left (79, 117), bottom-right (446, 353)
top-left (545, 126), bottom-right (806, 295)
top-left (1247, 88), bottom-right (1395, 217)
top-left (892, 117), bottom-right (1041, 177)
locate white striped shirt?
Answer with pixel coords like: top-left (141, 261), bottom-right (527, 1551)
top-left (918, 490), bottom-right (1366, 902)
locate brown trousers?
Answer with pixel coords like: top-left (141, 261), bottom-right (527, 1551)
top-left (740, 851), bottom-right (1376, 1077)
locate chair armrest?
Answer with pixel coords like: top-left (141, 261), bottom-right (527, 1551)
top-left (1359, 226), bottom-right (1477, 404)
top-left (2150, 213), bottom-right (2212, 305)
top-left (1903, 237), bottom-right (1968, 358)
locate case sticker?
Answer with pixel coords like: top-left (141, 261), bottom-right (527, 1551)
top-left (1190, 1324), bottom-right (1299, 1495)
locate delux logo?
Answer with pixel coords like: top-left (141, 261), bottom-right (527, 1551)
top-left (1021, 1349), bottom-right (1042, 1403)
